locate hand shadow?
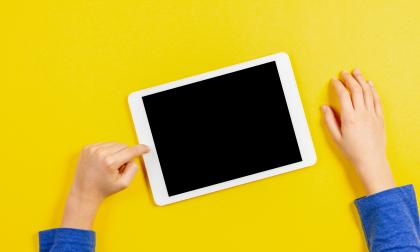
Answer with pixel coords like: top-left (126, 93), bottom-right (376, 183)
top-left (320, 80), bottom-right (368, 252)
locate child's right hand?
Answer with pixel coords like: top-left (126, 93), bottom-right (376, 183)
top-left (322, 69), bottom-right (395, 195)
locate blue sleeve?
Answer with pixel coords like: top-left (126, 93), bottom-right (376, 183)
top-left (39, 228), bottom-right (95, 252)
top-left (355, 185), bottom-right (420, 252)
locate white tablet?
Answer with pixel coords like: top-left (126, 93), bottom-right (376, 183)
top-left (128, 53), bottom-right (316, 206)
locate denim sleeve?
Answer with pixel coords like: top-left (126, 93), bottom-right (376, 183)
top-left (355, 185), bottom-right (420, 252)
top-left (39, 228), bottom-right (95, 252)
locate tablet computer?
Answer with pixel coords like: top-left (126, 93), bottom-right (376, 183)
top-left (128, 53), bottom-right (316, 206)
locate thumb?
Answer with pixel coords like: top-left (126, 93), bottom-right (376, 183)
top-left (322, 105), bottom-right (342, 143)
top-left (119, 161), bottom-right (139, 189)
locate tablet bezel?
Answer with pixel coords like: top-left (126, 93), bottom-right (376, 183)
top-left (128, 53), bottom-right (316, 206)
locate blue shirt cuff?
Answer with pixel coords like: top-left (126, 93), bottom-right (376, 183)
top-left (39, 228), bottom-right (96, 248)
top-left (355, 184), bottom-right (416, 211)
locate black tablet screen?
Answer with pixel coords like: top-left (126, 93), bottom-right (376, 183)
top-left (142, 61), bottom-right (302, 196)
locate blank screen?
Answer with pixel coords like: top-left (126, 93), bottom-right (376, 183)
top-left (142, 61), bottom-right (302, 196)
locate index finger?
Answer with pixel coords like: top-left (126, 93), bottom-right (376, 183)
top-left (108, 144), bottom-right (150, 168)
top-left (332, 78), bottom-right (354, 113)
top-left (340, 71), bottom-right (365, 110)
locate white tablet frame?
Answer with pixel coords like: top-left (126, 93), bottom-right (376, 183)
top-left (128, 53), bottom-right (316, 206)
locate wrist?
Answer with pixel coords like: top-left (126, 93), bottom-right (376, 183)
top-left (61, 187), bottom-right (103, 230)
top-left (355, 158), bottom-right (396, 195)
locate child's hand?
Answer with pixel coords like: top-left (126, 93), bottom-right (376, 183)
top-left (61, 142), bottom-right (150, 229)
top-left (322, 69), bottom-right (395, 195)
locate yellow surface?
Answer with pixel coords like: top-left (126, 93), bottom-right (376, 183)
top-left (1, 0), bottom-right (419, 251)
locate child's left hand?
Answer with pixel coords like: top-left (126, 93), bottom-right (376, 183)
top-left (61, 142), bottom-right (150, 229)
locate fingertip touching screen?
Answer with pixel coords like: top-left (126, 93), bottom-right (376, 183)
top-left (142, 61), bottom-right (302, 196)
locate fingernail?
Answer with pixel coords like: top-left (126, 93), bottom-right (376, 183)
top-left (140, 144), bottom-right (150, 153)
top-left (144, 145), bottom-right (151, 153)
top-left (321, 105), bottom-right (328, 112)
top-left (368, 80), bottom-right (373, 86)
top-left (353, 68), bottom-right (360, 74)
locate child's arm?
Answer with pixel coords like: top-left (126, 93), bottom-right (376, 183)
top-left (322, 69), bottom-right (420, 251)
top-left (39, 143), bottom-right (149, 252)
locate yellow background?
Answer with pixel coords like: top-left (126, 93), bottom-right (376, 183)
top-left (1, 0), bottom-right (419, 251)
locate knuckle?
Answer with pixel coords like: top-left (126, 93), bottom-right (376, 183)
top-left (90, 146), bottom-right (99, 154)
top-left (352, 87), bottom-right (362, 94)
top-left (96, 149), bottom-right (107, 159)
top-left (85, 145), bottom-right (98, 155)
top-left (131, 147), bottom-right (139, 155)
top-left (103, 156), bottom-right (115, 167)
top-left (360, 83), bottom-right (370, 92)
top-left (82, 145), bottom-right (91, 153)
top-left (338, 89), bottom-right (348, 98)
top-left (343, 75), bottom-right (353, 83)
top-left (126, 148), bottom-right (138, 157)
top-left (361, 86), bottom-right (369, 93)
